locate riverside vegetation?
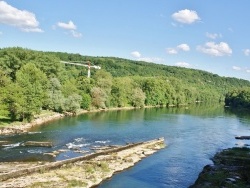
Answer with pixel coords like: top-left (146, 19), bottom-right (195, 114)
top-left (1, 47), bottom-right (250, 125)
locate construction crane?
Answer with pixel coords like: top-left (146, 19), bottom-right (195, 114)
top-left (60, 61), bottom-right (101, 78)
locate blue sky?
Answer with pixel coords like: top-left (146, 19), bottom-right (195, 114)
top-left (0, 1), bottom-right (250, 80)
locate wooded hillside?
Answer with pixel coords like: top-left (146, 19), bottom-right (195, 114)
top-left (0, 47), bottom-right (249, 122)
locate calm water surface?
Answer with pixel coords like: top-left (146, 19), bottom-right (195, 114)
top-left (1, 105), bottom-right (250, 187)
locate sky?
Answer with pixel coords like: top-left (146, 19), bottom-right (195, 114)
top-left (0, 1), bottom-right (250, 81)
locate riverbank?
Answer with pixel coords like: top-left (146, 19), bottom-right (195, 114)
top-left (0, 106), bottom-right (162, 135)
top-left (190, 147), bottom-right (250, 187)
top-left (0, 112), bottom-right (65, 135)
top-left (0, 138), bottom-right (165, 188)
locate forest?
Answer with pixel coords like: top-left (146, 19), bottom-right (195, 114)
top-left (225, 88), bottom-right (250, 109)
top-left (0, 47), bottom-right (250, 122)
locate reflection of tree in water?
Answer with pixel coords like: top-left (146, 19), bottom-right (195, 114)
top-left (164, 104), bottom-right (225, 117)
top-left (85, 109), bottom-right (145, 124)
top-left (81, 104), bottom-right (226, 124)
top-left (225, 108), bottom-right (250, 127)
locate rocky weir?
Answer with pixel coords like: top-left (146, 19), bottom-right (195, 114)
top-left (0, 137), bottom-right (165, 188)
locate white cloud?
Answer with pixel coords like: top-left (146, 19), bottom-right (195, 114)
top-left (177, 44), bottom-right (190, 51)
top-left (166, 48), bottom-right (178, 54)
top-left (138, 57), bottom-right (164, 63)
top-left (131, 51), bottom-right (164, 63)
top-left (232, 66), bottom-right (241, 71)
top-left (232, 66), bottom-right (250, 73)
top-left (70, 30), bottom-right (82, 38)
top-left (206, 32), bottom-right (222, 40)
top-left (131, 51), bottom-right (141, 58)
top-left (243, 49), bottom-right (250, 56)
top-left (166, 43), bottom-right (190, 55)
top-left (0, 1), bottom-right (43, 32)
top-left (172, 9), bottom-right (200, 24)
top-left (175, 62), bottom-right (191, 68)
top-left (57, 21), bottom-right (76, 30)
top-left (197, 42), bottom-right (232, 56)
top-left (56, 20), bottom-right (83, 38)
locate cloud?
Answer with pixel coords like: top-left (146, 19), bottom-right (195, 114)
top-left (56, 20), bottom-right (82, 38)
top-left (138, 57), bottom-right (164, 63)
top-left (57, 20), bottom-right (76, 30)
top-left (177, 44), bottom-right (190, 51)
top-left (175, 62), bottom-right (191, 68)
top-left (131, 51), bottom-right (164, 63)
top-left (232, 66), bottom-right (241, 71)
top-left (166, 43), bottom-right (190, 54)
top-left (0, 1), bottom-right (43, 32)
top-left (172, 9), bottom-right (200, 24)
top-left (131, 51), bottom-right (141, 58)
top-left (206, 32), bottom-right (222, 40)
top-left (243, 49), bottom-right (250, 56)
top-left (232, 66), bottom-right (250, 73)
top-left (197, 42), bottom-right (232, 56)
top-left (232, 66), bottom-right (250, 74)
top-left (70, 30), bottom-right (82, 38)
top-left (166, 48), bottom-right (178, 54)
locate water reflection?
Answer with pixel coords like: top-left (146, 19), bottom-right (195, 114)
top-left (0, 105), bottom-right (250, 187)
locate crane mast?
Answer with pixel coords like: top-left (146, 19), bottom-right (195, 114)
top-left (60, 61), bottom-right (101, 78)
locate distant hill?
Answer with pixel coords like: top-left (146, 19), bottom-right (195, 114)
top-left (47, 51), bottom-right (250, 92)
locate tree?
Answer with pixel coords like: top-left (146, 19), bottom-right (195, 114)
top-left (90, 87), bottom-right (107, 109)
top-left (0, 70), bottom-right (12, 117)
top-left (81, 93), bottom-right (91, 110)
top-left (76, 76), bottom-right (94, 94)
top-left (31, 53), bottom-right (66, 81)
top-left (46, 78), bottom-right (65, 112)
top-left (110, 77), bottom-right (133, 107)
top-left (93, 70), bottom-right (113, 107)
top-left (61, 79), bottom-right (79, 97)
top-left (16, 63), bottom-right (49, 121)
top-left (141, 78), bottom-right (167, 106)
top-left (225, 88), bottom-right (250, 108)
top-left (0, 48), bottom-right (23, 80)
top-left (130, 88), bottom-right (146, 108)
top-left (64, 94), bottom-right (82, 114)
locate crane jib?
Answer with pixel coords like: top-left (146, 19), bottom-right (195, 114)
top-left (60, 61), bottom-right (101, 69)
top-left (60, 61), bottom-right (101, 78)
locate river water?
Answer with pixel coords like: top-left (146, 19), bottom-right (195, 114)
top-left (1, 105), bottom-right (250, 187)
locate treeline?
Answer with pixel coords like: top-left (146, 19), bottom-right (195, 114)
top-left (0, 47), bottom-right (250, 122)
top-left (225, 88), bottom-right (250, 109)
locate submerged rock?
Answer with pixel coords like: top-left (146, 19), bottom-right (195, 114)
top-left (23, 141), bottom-right (53, 147)
top-left (0, 141), bottom-right (10, 146)
top-left (235, 136), bottom-right (250, 140)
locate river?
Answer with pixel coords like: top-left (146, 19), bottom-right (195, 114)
top-left (0, 105), bottom-right (250, 187)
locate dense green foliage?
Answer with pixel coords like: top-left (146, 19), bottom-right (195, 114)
top-left (225, 88), bottom-right (250, 109)
top-left (1, 47), bottom-right (250, 122)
